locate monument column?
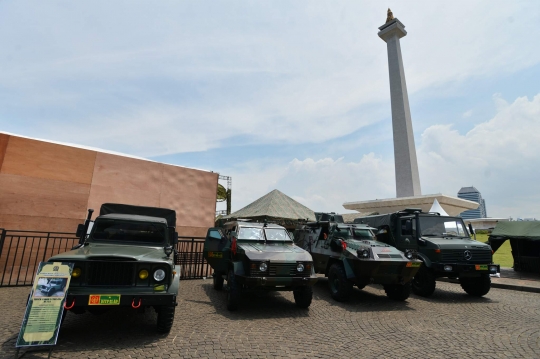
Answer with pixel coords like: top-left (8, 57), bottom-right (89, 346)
top-left (378, 9), bottom-right (421, 198)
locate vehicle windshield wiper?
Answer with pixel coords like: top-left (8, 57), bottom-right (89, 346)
top-left (421, 234), bottom-right (438, 237)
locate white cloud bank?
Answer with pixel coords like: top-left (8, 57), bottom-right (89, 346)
top-left (227, 94), bottom-right (540, 219)
top-left (1, 1), bottom-right (539, 156)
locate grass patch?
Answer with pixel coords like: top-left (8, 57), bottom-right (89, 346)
top-left (475, 233), bottom-right (514, 268)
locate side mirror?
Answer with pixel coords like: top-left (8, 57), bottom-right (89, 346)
top-left (76, 224), bottom-right (85, 238)
top-left (169, 227), bottom-right (178, 245)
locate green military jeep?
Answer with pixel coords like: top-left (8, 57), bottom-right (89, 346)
top-left (203, 220), bottom-right (318, 311)
top-left (47, 203), bottom-right (180, 333)
top-left (294, 212), bottom-right (422, 302)
top-left (354, 209), bottom-right (500, 297)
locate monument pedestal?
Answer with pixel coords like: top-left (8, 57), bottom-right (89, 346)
top-left (343, 194), bottom-right (479, 219)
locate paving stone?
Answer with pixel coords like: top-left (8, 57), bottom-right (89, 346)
top-left (1, 279), bottom-right (539, 358)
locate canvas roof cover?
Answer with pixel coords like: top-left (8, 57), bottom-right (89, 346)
top-left (224, 189), bottom-right (316, 222)
top-left (489, 221), bottom-right (540, 252)
top-left (100, 203), bottom-right (176, 227)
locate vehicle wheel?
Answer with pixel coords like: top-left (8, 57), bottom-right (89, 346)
top-left (226, 269), bottom-right (240, 311)
top-left (328, 263), bottom-right (353, 302)
top-left (412, 264), bottom-right (436, 297)
top-left (293, 286), bottom-right (313, 308)
top-left (156, 305), bottom-right (176, 333)
top-left (213, 272), bottom-right (224, 290)
top-left (356, 283), bottom-right (366, 290)
top-left (384, 282), bottom-right (411, 301)
top-left (460, 274), bottom-right (491, 297)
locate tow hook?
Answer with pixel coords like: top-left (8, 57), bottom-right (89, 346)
top-left (131, 298), bottom-right (142, 309)
top-left (64, 298), bottom-right (76, 310)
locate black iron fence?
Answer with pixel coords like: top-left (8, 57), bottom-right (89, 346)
top-left (0, 229), bottom-right (211, 287)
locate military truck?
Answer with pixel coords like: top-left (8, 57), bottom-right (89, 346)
top-left (294, 212), bottom-right (422, 302)
top-left (203, 220), bottom-right (318, 311)
top-left (354, 209), bottom-right (500, 297)
top-left (47, 203), bottom-right (180, 333)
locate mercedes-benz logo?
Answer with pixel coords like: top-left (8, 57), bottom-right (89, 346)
top-left (464, 250), bottom-right (473, 261)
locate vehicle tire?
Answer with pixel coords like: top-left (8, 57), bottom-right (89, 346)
top-left (213, 272), bottom-right (224, 290)
top-left (384, 282), bottom-right (411, 301)
top-left (412, 264), bottom-right (436, 297)
top-left (156, 305), bottom-right (176, 333)
top-left (328, 263), bottom-right (353, 302)
top-left (226, 269), bottom-right (240, 311)
top-left (293, 286), bottom-right (313, 308)
top-left (460, 274), bottom-right (491, 297)
top-left (356, 284), bottom-right (366, 290)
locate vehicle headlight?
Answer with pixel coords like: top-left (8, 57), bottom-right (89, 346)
top-left (153, 269), bottom-right (166, 282)
top-left (358, 249), bottom-right (369, 258)
top-left (489, 265), bottom-right (498, 273)
top-left (405, 251), bottom-right (413, 260)
top-left (444, 265), bottom-right (453, 271)
top-left (259, 262), bottom-right (268, 272)
top-left (72, 267), bottom-right (82, 278)
top-left (139, 269), bottom-right (149, 280)
top-left (297, 263), bottom-right (305, 272)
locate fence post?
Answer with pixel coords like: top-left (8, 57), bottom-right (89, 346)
top-left (42, 232), bottom-right (51, 262)
top-left (0, 229), bottom-right (5, 260)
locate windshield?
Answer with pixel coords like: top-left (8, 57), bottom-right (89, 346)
top-left (264, 228), bottom-right (292, 241)
top-left (91, 219), bottom-right (166, 244)
top-left (420, 216), bottom-right (468, 237)
top-left (352, 228), bottom-right (375, 240)
top-left (237, 227), bottom-right (292, 241)
top-left (237, 227), bottom-right (264, 240)
top-left (331, 226), bottom-right (352, 239)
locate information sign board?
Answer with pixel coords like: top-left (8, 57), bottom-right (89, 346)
top-left (16, 262), bottom-right (73, 347)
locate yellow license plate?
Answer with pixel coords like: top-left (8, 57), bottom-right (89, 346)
top-left (475, 265), bottom-right (488, 271)
top-left (406, 262), bottom-right (421, 267)
top-left (208, 251), bottom-right (223, 258)
top-left (88, 294), bottom-right (121, 305)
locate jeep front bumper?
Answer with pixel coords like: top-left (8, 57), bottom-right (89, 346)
top-left (64, 291), bottom-right (177, 308)
top-left (237, 274), bottom-right (318, 289)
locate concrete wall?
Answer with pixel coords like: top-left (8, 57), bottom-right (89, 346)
top-left (0, 133), bottom-right (218, 237)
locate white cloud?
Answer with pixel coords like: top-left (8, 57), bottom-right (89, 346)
top-left (1, 1), bottom-right (539, 156)
top-left (225, 93), bottom-right (540, 219)
top-left (462, 110), bottom-right (473, 118)
top-left (418, 93), bottom-right (540, 218)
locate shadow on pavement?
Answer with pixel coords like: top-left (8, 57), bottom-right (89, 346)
top-left (1, 307), bottom-right (167, 358)
top-left (199, 283), bottom-right (311, 320)
top-left (312, 278), bottom-right (416, 313)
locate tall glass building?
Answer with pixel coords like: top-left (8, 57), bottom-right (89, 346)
top-left (458, 186), bottom-right (487, 219)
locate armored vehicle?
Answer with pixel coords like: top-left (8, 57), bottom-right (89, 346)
top-left (354, 209), bottom-right (500, 297)
top-left (47, 203), bottom-right (180, 333)
top-left (203, 220), bottom-right (318, 311)
top-left (294, 212), bottom-right (422, 302)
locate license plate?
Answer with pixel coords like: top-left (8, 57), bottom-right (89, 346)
top-left (475, 265), bottom-right (488, 271)
top-left (406, 262), bottom-right (421, 267)
top-left (88, 294), bottom-right (121, 305)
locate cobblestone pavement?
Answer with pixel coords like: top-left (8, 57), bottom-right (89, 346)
top-left (1, 279), bottom-right (539, 359)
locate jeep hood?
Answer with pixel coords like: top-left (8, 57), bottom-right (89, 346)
top-left (239, 242), bottom-right (313, 262)
top-left (422, 237), bottom-right (491, 250)
top-left (48, 243), bottom-right (168, 262)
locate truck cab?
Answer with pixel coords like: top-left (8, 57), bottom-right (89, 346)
top-left (354, 209), bottom-right (500, 297)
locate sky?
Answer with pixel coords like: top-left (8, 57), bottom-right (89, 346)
top-left (1, 1), bottom-right (540, 219)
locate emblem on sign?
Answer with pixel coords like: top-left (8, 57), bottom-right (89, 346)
top-left (463, 250), bottom-right (472, 261)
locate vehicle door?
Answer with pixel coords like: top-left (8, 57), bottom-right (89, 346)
top-left (203, 228), bottom-right (229, 273)
top-left (398, 218), bottom-right (418, 251)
